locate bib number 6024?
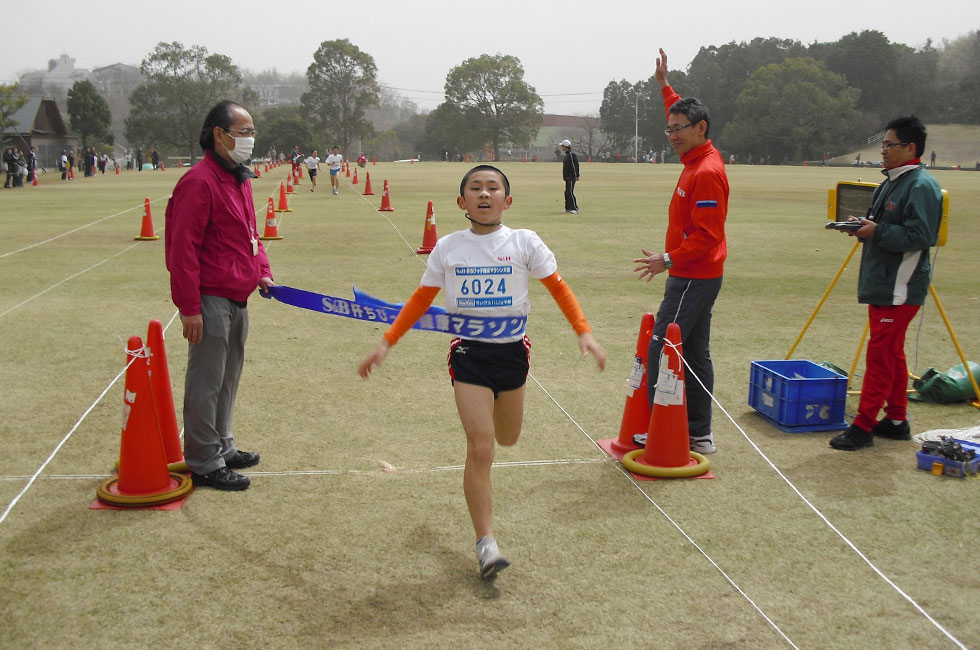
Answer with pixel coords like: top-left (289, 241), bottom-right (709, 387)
top-left (459, 278), bottom-right (507, 295)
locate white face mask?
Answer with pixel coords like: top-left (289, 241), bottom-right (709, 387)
top-left (222, 132), bottom-right (254, 165)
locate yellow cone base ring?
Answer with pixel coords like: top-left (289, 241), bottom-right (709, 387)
top-left (621, 449), bottom-right (710, 478)
top-left (134, 236), bottom-right (160, 241)
top-left (259, 236), bottom-right (283, 240)
top-left (96, 472), bottom-right (193, 507)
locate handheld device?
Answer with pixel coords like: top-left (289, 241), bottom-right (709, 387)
top-left (825, 220), bottom-right (865, 232)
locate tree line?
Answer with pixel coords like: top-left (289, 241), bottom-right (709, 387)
top-left (600, 30), bottom-right (980, 163)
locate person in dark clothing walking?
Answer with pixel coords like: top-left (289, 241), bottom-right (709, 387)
top-left (559, 139), bottom-right (580, 214)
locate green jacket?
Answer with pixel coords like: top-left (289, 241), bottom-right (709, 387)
top-left (858, 164), bottom-right (942, 306)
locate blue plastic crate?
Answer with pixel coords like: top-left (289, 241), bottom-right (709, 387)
top-left (749, 360), bottom-right (848, 432)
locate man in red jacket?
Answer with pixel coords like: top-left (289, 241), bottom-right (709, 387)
top-left (633, 49), bottom-right (729, 455)
top-left (166, 100), bottom-right (275, 490)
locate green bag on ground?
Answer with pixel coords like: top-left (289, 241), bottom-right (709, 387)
top-left (912, 361), bottom-right (980, 403)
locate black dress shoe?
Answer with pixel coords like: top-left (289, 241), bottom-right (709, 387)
top-left (191, 466), bottom-right (251, 490)
top-left (226, 450), bottom-right (260, 469)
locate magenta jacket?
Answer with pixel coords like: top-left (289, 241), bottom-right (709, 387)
top-left (165, 151), bottom-right (272, 316)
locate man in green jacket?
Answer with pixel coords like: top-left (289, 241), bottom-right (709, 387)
top-left (830, 115), bottom-right (942, 451)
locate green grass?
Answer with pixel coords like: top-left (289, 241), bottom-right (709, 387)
top-left (1, 161), bottom-right (978, 648)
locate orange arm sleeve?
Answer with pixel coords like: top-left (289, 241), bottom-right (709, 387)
top-left (539, 272), bottom-right (591, 335)
top-left (382, 285), bottom-right (441, 346)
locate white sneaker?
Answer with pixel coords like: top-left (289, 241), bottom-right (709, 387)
top-left (568, 209), bottom-right (579, 214)
top-left (476, 536), bottom-right (510, 578)
top-left (333, 188), bottom-right (339, 195)
top-left (690, 436), bottom-right (716, 454)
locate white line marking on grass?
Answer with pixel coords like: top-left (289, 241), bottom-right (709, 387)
top-left (0, 244), bottom-right (140, 319)
top-left (0, 197), bottom-right (168, 259)
top-left (667, 340), bottom-right (967, 650)
top-left (0, 458), bottom-right (607, 482)
top-left (528, 372), bottom-right (800, 649)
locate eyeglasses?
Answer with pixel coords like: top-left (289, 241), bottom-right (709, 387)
top-left (880, 141), bottom-right (908, 150)
top-left (225, 128), bottom-right (257, 138)
top-left (664, 123), bottom-right (695, 136)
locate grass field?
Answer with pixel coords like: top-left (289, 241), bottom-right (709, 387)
top-left (1, 160), bottom-right (978, 648)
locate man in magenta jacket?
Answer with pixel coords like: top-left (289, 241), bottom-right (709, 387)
top-left (166, 100), bottom-right (275, 490)
top-left (633, 49), bottom-right (729, 455)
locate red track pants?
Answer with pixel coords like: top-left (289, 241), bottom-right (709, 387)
top-left (854, 303), bottom-right (920, 432)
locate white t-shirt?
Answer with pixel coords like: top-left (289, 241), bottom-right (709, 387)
top-left (421, 226), bottom-right (558, 343)
top-left (305, 156), bottom-right (319, 170)
top-left (325, 154), bottom-right (343, 171)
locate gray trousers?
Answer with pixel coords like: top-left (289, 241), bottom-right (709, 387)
top-left (183, 295), bottom-right (249, 474)
top-left (647, 275), bottom-right (723, 439)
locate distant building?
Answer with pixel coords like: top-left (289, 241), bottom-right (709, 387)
top-left (1, 96), bottom-right (78, 169)
top-left (18, 54), bottom-right (91, 100)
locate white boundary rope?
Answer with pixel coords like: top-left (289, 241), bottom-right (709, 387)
top-left (664, 338), bottom-right (967, 649)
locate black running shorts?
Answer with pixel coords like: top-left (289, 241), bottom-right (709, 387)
top-left (448, 336), bottom-right (531, 398)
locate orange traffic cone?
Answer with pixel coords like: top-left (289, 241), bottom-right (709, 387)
top-left (178, 159), bottom-right (183, 168)
top-left (345, 163), bottom-right (350, 178)
top-left (598, 313), bottom-right (655, 458)
top-left (378, 179), bottom-right (394, 211)
top-left (145, 320), bottom-right (186, 472)
top-left (32, 172), bottom-right (39, 186)
top-left (372, 157), bottom-right (376, 165)
top-left (352, 168), bottom-right (358, 185)
top-left (276, 183), bottom-right (291, 212)
top-left (115, 164), bottom-right (119, 175)
top-left (160, 162), bottom-right (165, 170)
top-left (620, 322), bottom-right (711, 479)
top-left (135, 197), bottom-right (159, 240)
top-left (264, 163), bottom-right (269, 172)
top-left (286, 174), bottom-right (294, 194)
top-left (363, 172), bottom-right (374, 195)
top-left (416, 201), bottom-right (438, 254)
top-left (95, 336), bottom-right (192, 508)
top-left (260, 197), bottom-right (284, 240)
top-left (292, 169), bottom-right (300, 186)
top-left (253, 165), bottom-right (261, 177)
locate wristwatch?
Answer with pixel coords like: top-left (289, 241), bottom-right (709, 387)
top-left (663, 253), bottom-right (673, 269)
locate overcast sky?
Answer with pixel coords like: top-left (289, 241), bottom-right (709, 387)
top-left (3, 0), bottom-right (977, 115)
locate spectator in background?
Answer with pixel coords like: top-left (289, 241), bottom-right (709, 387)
top-left (930, 150), bottom-right (936, 167)
top-left (559, 139), bottom-right (580, 214)
top-left (136, 147), bottom-right (144, 172)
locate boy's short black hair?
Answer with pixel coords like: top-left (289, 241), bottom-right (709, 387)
top-left (885, 115), bottom-right (927, 159)
top-left (459, 165), bottom-right (511, 197)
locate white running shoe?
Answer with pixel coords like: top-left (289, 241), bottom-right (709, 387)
top-left (476, 536), bottom-right (510, 578)
top-left (690, 436), bottom-right (716, 454)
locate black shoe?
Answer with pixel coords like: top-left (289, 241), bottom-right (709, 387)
top-left (829, 425), bottom-right (874, 451)
top-left (226, 450), bottom-right (260, 469)
top-left (191, 466), bottom-right (251, 490)
top-left (871, 419), bottom-right (911, 440)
